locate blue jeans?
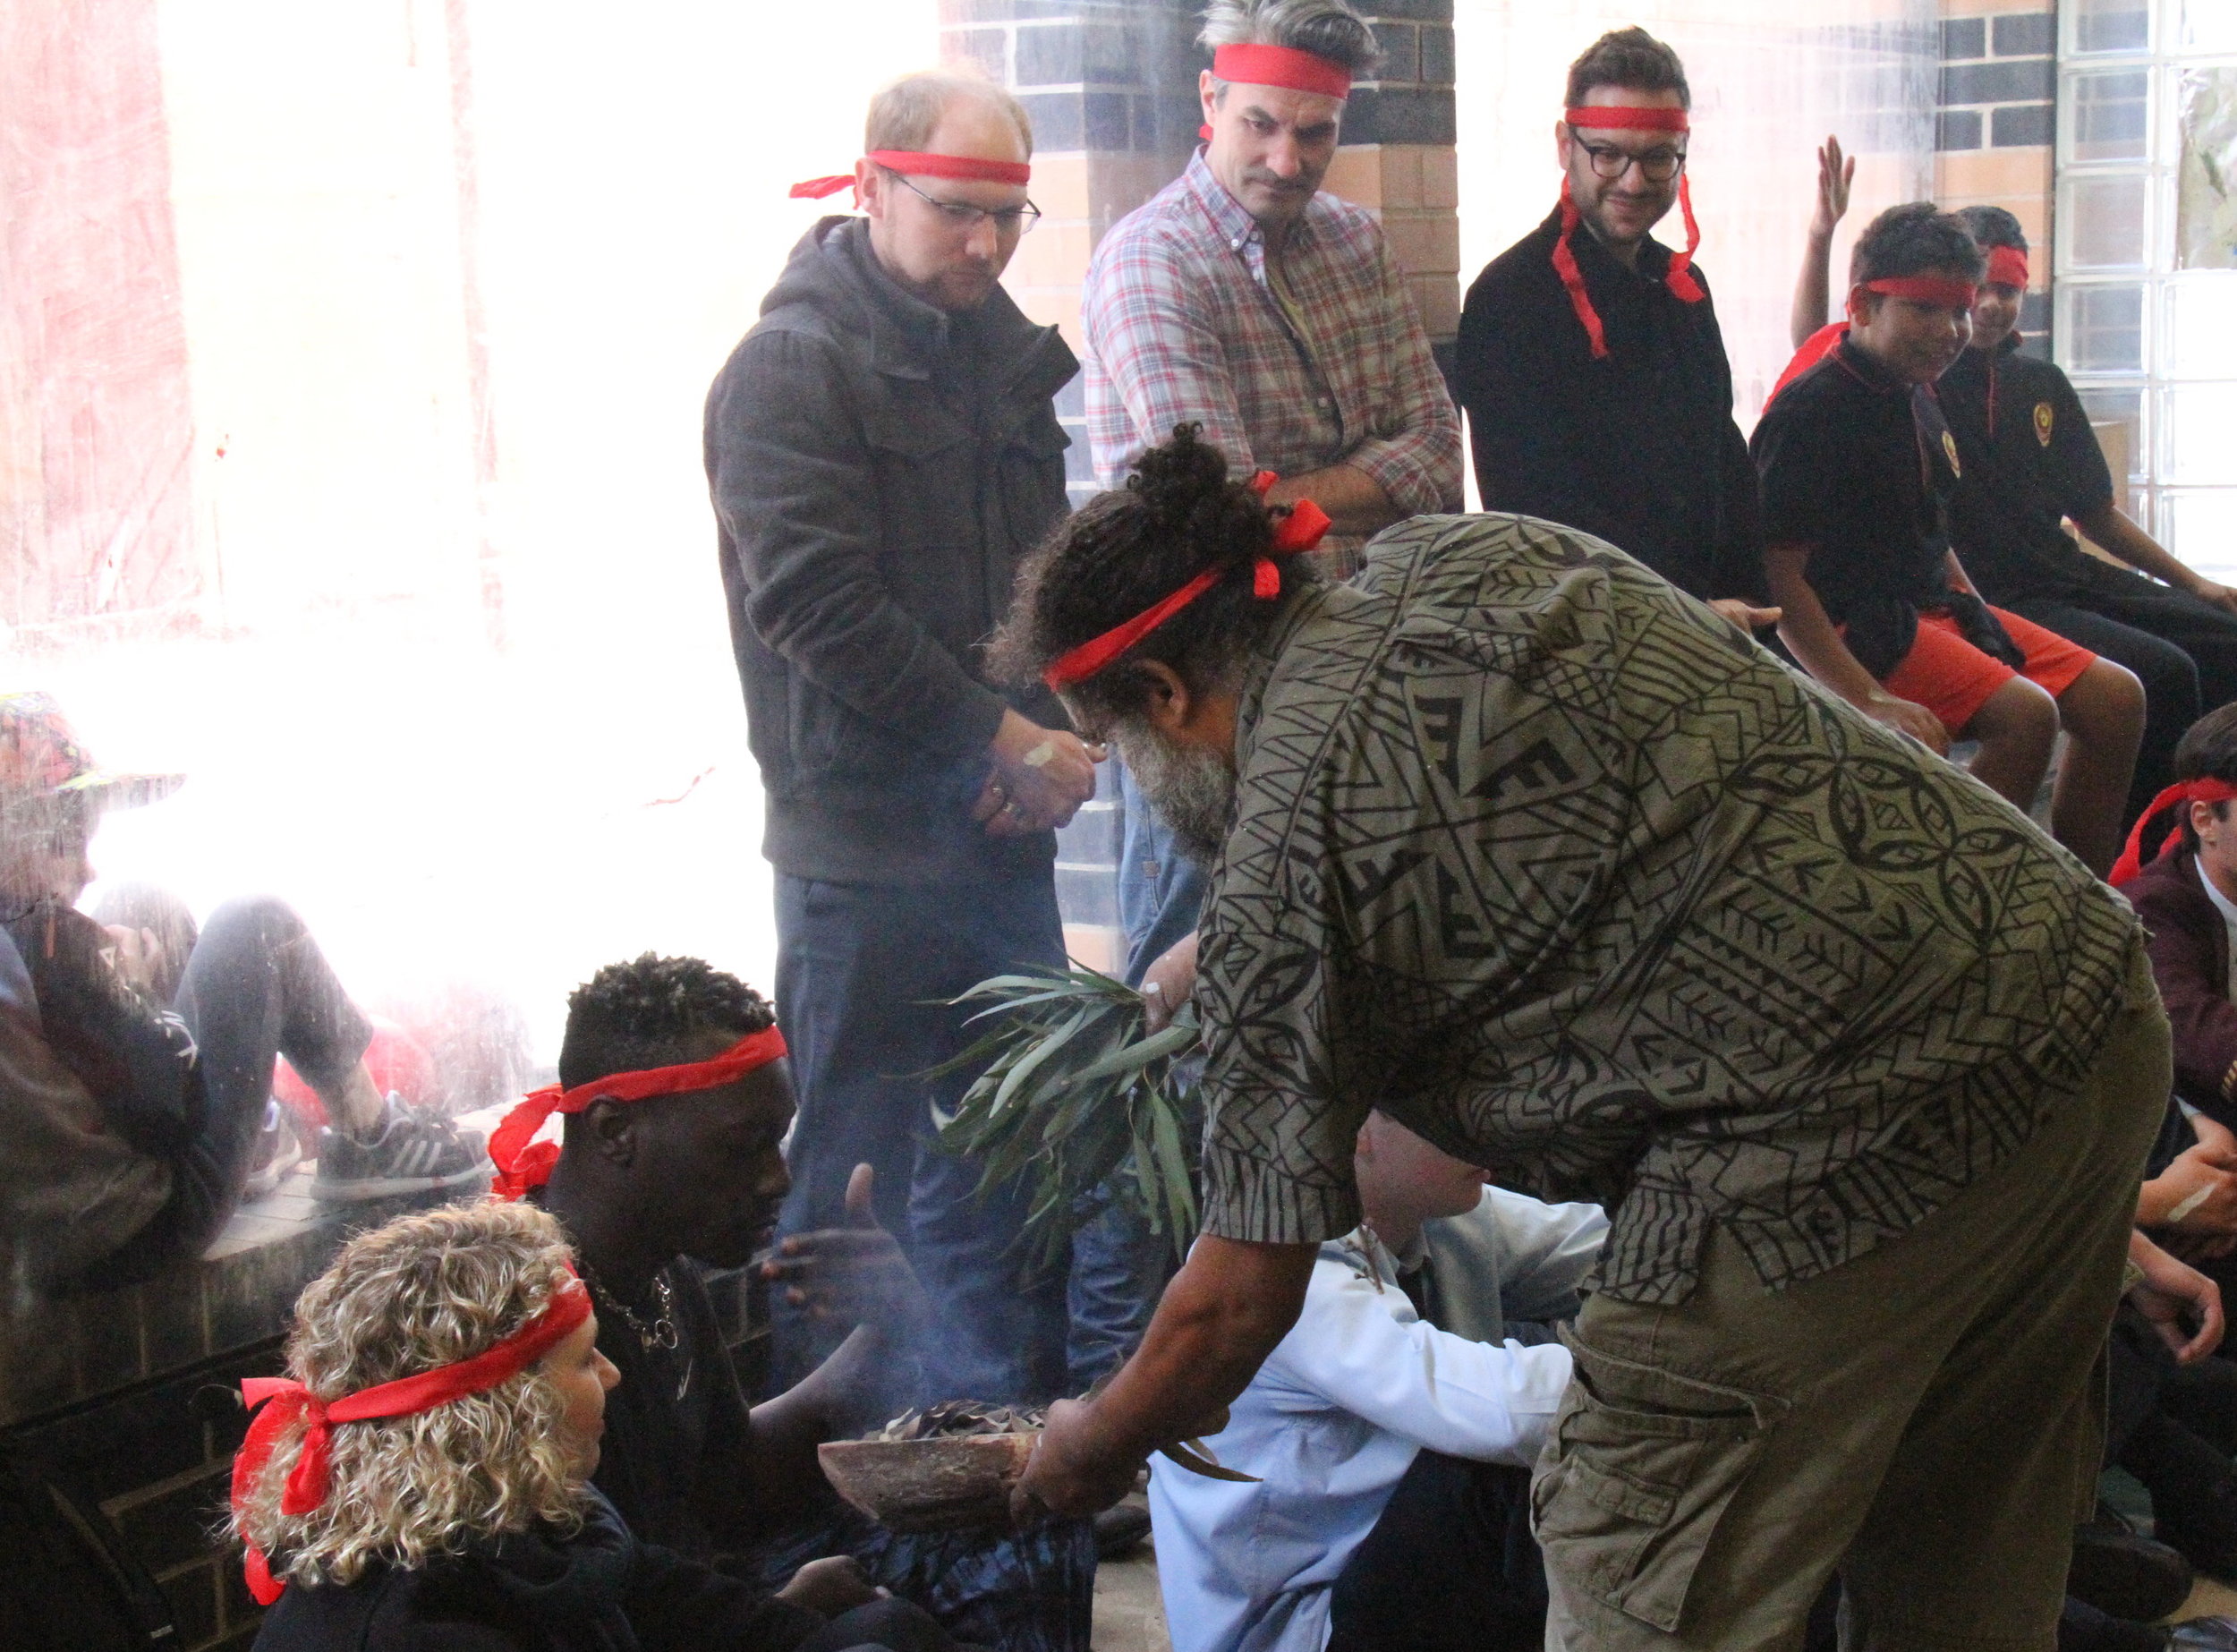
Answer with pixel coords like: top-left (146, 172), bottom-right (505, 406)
top-left (1114, 761), bottom-right (1211, 988)
top-left (775, 871), bottom-right (1086, 1404)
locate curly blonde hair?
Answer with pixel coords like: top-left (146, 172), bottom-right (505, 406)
top-left (228, 1200), bottom-right (587, 1588)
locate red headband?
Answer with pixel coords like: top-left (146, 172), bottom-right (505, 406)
top-left (791, 151), bottom-right (1032, 202)
top-left (1862, 276), bottom-right (1978, 311)
top-left (489, 1026), bottom-right (789, 1199)
top-left (232, 1273), bottom-right (592, 1605)
top-left (1986, 245), bottom-right (2029, 290)
top-left (1563, 106), bottom-right (1690, 132)
top-left (1042, 473), bottom-right (1330, 691)
top-left (2111, 779), bottom-right (2237, 887)
top-left (1211, 43), bottom-right (1352, 98)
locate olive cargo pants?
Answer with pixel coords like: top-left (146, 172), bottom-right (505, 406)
top-left (1535, 952), bottom-right (2170, 1652)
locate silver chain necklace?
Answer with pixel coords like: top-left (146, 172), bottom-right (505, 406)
top-left (589, 1265), bottom-right (679, 1352)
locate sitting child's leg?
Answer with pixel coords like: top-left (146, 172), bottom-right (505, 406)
top-left (2051, 658), bottom-right (2147, 878)
top-left (1961, 676), bottom-right (2059, 813)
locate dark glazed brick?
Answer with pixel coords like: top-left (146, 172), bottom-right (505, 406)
top-left (1339, 84), bottom-right (1455, 146)
top-left (111, 1465), bottom-right (230, 1573)
top-left (1994, 12), bottom-right (2054, 56)
top-left (1940, 58), bottom-right (2054, 106)
top-left (159, 1563), bottom-right (220, 1649)
top-left (1359, 0), bottom-right (1454, 20)
top-left (1084, 89), bottom-right (1137, 149)
top-left (1017, 90), bottom-right (1083, 150)
top-left (1419, 25), bottom-right (1455, 87)
top-left (1016, 21), bottom-right (1082, 85)
top-left (1369, 21), bottom-right (1418, 84)
top-left (1992, 102), bottom-right (2054, 146)
top-left (944, 26), bottom-right (1008, 79)
top-left (1941, 16), bottom-right (1986, 59)
top-left (1080, 20), bottom-right (1138, 84)
top-left (1936, 109), bottom-right (1984, 150)
top-left (2018, 329), bottom-right (2054, 361)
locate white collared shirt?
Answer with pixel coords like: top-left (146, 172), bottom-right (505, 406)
top-left (1148, 1188), bottom-right (1604, 1652)
top-left (2199, 861), bottom-right (2237, 1005)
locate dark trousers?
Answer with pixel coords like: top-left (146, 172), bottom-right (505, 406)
top-left (2003, 565), bottom-right (2237, 823)
top-left (1324, 1454), bottom-right (1547, 1652)
top-left (772, 873), bottom-right (1072, 1404)
top-left (84, 894), bottom-right (371, 1286)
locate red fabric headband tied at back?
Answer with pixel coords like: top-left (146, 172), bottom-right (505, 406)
top-left (791, 151), bottom-right (1032, 203)
top-left (1862, 276), bottom-right (1979, 311)
top-left (1985, 245), bottom-right (2029, 289)
top-left (1042, 472), bottom-right (1330, 690)
top-left (488, 1026), bottom-right (789, 1199)
top-left (232, 1273), bottom-right (592, 1605)
top-left (1552, 107), bottom-right (1700, 361)
top-left (1209, 42), bottom-right (1353, 98)
top-left (2111, 779), bottom-right (2237, 887)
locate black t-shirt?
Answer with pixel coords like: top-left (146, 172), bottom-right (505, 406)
top-left (589, 1262), bottom-right (761, 1563)
top-left (1751, 338), bottom-right (1968, 676)
top-left (1938, 341), bottom-right (2117, 604)
top-left (1456, 208), bottom-right (1765, 604)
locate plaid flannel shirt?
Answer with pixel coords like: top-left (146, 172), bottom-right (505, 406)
top-left (1082, 150), bottom-right (1461, 524)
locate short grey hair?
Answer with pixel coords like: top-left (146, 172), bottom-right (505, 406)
top-left (865, 69), bottom-right (1033, 158)
top-left (1198, 0), bottom-right (1381, 78)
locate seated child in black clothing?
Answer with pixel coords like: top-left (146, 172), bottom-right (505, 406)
top-left (1752, 202), bottom-right (2145, 876)
top-left (498, 955), bottom-right (1094, 1652)
top-left (230, 1198), bottom-right (973, 1652)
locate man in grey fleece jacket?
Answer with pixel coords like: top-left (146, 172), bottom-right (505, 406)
top-left (703, 70), bottom-right (1105, 1404)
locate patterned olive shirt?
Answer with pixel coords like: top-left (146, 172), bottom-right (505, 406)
top-left (1196, 514), bottom-right (2147, 1304)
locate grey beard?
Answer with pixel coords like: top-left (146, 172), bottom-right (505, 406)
top-left (1118, 723), bottom-right (1237, 866)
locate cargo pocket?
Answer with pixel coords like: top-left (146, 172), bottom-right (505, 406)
top-left (1532, 1326), bottom-right (1789, 1634)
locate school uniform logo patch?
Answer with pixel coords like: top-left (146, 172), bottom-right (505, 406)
top-left (1942, 430), bottom-right (1961, 477)
top-left (2035, 401), bottom-right (2054, 447)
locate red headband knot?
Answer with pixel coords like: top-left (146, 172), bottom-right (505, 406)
top-left (232, 1273), bottom-right (591, 1605)
top-left (489, 1026), bottom-right (789, 1199)
top-left (1211, 43), bottom-right (1352, 99)
top-left (791, 151), bottom-right (1032, 203)
top-left (1042, 472), bottom-right (1330, 691)
top-left (1986, 245), bottom-right (2029, 290)
top-left (1862, 276), bottom-right (1978, 311)
top-left (2111, 779), bottom-right (2237, 887)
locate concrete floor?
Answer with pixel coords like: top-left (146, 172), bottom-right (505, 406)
top-left (1091, 1494), bottom-right (1170, 1652)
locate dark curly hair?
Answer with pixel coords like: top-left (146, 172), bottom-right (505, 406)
top-left (1565, 26), bottom-right (1689, 110)
top-left (1954, 203), bottom-right (2028, 255)
top-left (2172, 704), bottom-right (2237, 852)
top-left (557, 953), bottom-right (774, 1091)
top-left (1850, 200), bottom-right (1986, 290)
top-left (989, 424), bottom-right (1323, 724)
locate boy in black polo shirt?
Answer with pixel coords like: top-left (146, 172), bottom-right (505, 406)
top-left (1942, 206), bottom-right (2237, 828)
top-left (1753, 201), bottom-right (2145, 876)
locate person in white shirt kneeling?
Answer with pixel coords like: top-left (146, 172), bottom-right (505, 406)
top-left (1149, 1111), bottom-right (1605, 1652)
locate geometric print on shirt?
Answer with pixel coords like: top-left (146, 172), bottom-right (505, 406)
top-left (1195, 513), bottom-right (2146, 1304)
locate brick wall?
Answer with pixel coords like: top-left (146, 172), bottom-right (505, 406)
top-left (1935, 0), bottom-right (2055, 355)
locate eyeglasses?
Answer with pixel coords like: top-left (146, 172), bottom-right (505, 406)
top-left (882, 169), bottom-right (1042, 235)
top-left (1571, 137), bottom-right (1687, 184)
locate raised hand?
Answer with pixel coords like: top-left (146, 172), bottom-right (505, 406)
top-left (758, 1162), bottom-right (927, 1341)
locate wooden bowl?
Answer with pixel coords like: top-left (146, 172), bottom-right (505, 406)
top-left (816, 1433), bottom-right (1037, 1533)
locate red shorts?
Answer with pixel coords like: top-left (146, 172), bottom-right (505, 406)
top-left (1878, 605), bottom-right (2097, 735)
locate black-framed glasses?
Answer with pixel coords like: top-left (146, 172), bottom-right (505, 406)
top-left (1571, 137), bottom-right (1687, 184)
top-left (882, 168), bottom-right (1042, 235)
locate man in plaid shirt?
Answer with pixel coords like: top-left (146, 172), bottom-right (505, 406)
top-left (1080, 0), bottom-right (1462, 994)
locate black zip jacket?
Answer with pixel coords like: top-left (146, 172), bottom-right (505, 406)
top-left (705, 217), bottom-right (1079, 885)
